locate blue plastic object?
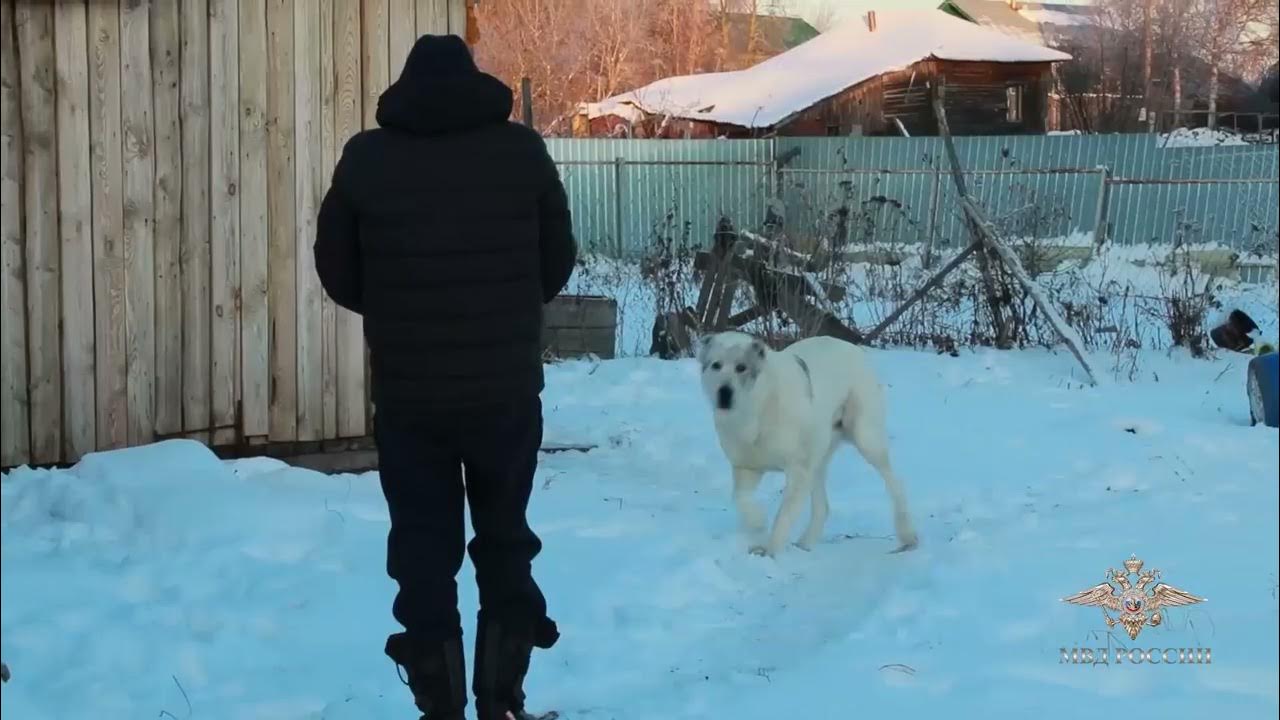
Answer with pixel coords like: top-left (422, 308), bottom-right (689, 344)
top-left (1247, 351), bottom-right (1279, 428)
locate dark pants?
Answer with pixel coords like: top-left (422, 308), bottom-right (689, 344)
top-left (375, 396), bottom-right (550, 646)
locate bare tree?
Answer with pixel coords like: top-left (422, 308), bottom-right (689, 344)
top-left (1155, 0), bottom-right (1197, 126)
top-left (1190, 0), bottom-right (1273, 127)
top-left (808, 1), bottom-right (841, 32)
top-left (1143, 0), bottom-right (1154, 128)
top-left (473, 0), bottom-right (583, 133)
top-left (1083, 0), bottom-right (1275, 131)
top-left (1236, 0), bottom-right (1280, 80)
top-left (586, 0), bottom-right (650, 101)
top-left (1073, 0), bottom-right (1145, 130)
top-left (472, 0), bottom-right (815, 135)
top-left (650, 0), bottom-right (717, 77)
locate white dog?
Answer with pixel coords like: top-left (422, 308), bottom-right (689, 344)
top-left (697, 331), bottom-right (918, 558)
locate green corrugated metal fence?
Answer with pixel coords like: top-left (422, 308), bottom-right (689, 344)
top-left (544, 136), bottom-right (1280, 258)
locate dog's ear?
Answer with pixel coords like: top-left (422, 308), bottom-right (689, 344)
top-left (750, 336), bottom-right (769, 359)
top-left (694, 333), bottom-right (714, 365)
top-left (1229, 309), bottom-right (1259, 334)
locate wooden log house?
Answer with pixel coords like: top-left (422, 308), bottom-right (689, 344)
top-left (576, 8), bottom-right (1070, 139)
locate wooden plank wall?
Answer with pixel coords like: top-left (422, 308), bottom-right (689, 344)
top-left (0, 0), bottom-right (471, 468)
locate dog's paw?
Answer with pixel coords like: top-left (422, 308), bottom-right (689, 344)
top-left (748, 544), bottom-right (772, 558)
top-left (889, 539), bottom-right (919, 554)
top-left (894, 515), bottom-right (918, 548)
top-left (797, 528), bottom-right (824, 551)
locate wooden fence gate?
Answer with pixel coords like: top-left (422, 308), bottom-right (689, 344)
top-left (0, 0), bottom-right (472, 468)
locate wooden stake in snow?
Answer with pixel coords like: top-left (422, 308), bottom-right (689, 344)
top-left (929, 95), bottom-right (1102, 386)
top-left (864, 241), bottom-right (980, 342)
top-left (865, 97), bottom-right (1101, 386)
top-left (956, 194), bottom-right (1101, 386)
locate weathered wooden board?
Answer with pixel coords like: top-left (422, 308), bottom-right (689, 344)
top-left (447, 0), bottom-right (465, 35)
top-left (267, 0), bottom-right (297, 441)
top-left (416, 0), bottom-right (448, 36)
top-left (1, 0), bottom-right (28, 467)
top-left (334, 0), bottom-right (365, 438)
top-left (295, 0), bottom-right (323, 441)
top-left (88, 0), bottom-right (128, 450)
top-left (543, 296), bottom-right (618, 359)
top-left (151, 0), bottom-right (183, 438)
top-left (54, 0), bottom-right (96, 461)
top-left (389, 0), bottom-right (415, 77)
top-left (544, 295), bottom-right (618, 329)
top-left (180, 0), bottom-right (211, 440)
top-left (239, 0), bottom-right (270, 439)
top-left (210, 0), bottom-right (241, 446)
top-left (15, 2), bottom-right (60, 464)
top-left (120, 0), bottom-right (156, 448)
top-left (361, 0), bottom-right (389, 131)
top-left (542, 327), bottom-right (617, 360)
top-left (361, 0), bottom-right (388, 430)
top-left (320, 0), bottom-right (338, 439)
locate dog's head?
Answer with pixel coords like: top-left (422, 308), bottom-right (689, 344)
top-left (696, 332), bottom-right (770, 412)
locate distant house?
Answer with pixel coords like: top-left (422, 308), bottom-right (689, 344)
top-left (716, 12), bottom-right (820, 69)
top-left (1264, 63), bottom-right (1280, 105)
top-left (938, 0), bottom-right (1096, 45)
top-left (939, 0), bottom-right (1107, 130)
top-left (574, 9), bottom-right (1070, 139)
top-left (942, 0), bottom-right (1267, 130)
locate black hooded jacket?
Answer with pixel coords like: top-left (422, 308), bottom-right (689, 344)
top-left (314, 35), bottom-right (577, 414)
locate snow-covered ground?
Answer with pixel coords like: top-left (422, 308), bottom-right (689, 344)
top-left (1159, 127), bottom-right (1252, 148)
top-left (3, 346), bottom-right (1277, 718)
top-left (569, 242), bottom-right (1280, 360)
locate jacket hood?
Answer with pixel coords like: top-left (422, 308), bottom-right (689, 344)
top-left (375, 34), bottom-right (514, 135)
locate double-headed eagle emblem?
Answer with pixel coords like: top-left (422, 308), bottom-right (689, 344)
top-left (1061, 555), bottom-right (1206, 640)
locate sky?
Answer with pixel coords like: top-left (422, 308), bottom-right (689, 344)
top-left (785, 0), bottom-right (941, 27)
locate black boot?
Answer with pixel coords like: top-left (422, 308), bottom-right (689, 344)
top-left (385, 632), bottom-right (468, 720)
top-left (472, 615), bottom-right (559, 720)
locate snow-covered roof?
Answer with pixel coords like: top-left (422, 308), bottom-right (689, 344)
top-left (581, 71), bottom-right (750, 123)
top-left (586, 9), bottom-right (1072, 130)
top-left (1017, 2), bottom-right (1096, 28)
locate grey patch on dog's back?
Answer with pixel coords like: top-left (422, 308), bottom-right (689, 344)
top-left (795, 355), bottom-right (813, 399)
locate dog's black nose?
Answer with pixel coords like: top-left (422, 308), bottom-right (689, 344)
top-left (716, 385), bottom-right (733, 410)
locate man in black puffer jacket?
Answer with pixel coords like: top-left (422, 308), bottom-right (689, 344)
top-left (314, 34), bottom-right (575, 720)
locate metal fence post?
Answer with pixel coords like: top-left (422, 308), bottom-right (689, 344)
top-left (924, 169), bottom-right (943, 269)
top-left (1091, 166), bottom-right (1111, 252)
top-left (612, 156), bottom-right (625, 256)
top-left (769, 135), bottom-right (778, 200)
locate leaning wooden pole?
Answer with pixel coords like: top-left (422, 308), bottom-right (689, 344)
top-left (864, 241), bottom-right (980, 343)
top-left (521, 77), bottom-right (534, 128)
top-left (930, 95), bottom-right (1102, 386)
top-left (935, 89), bottom-right (1011, 348)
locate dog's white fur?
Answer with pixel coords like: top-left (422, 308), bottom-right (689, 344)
top-left (697, 331), bottom-right (918, 557)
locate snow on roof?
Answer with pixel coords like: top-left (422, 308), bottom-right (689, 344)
top-left (581, 97), bottom-right (649, 124)
top-left (1018, 3), bottom-right (1096, 27)
top-left (588, 9), bottom-right (1071, 130)
top-left (582, 71), bottom-right (749, 123)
